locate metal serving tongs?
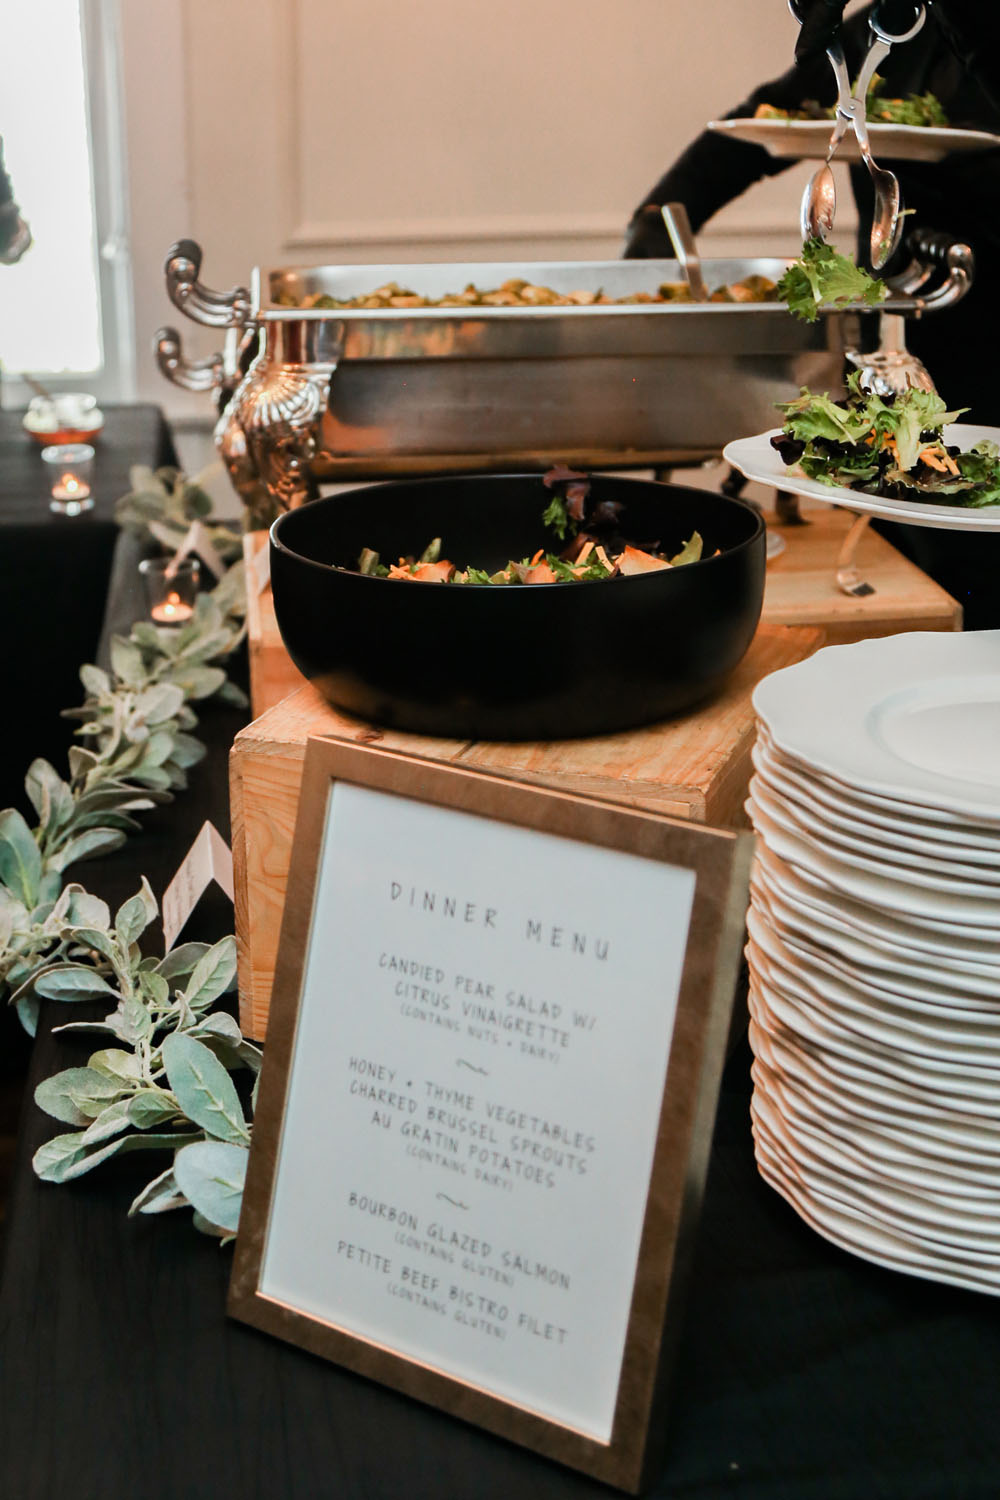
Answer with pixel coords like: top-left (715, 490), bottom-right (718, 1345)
top-left (793, 0), bottom-right (926, 268)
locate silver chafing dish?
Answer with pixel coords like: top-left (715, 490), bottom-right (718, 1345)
top-left (156, 234), bottom-right (972, 526)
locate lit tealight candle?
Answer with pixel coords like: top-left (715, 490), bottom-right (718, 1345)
top-left (41, 443), bottom-right (96, 515)
top-left (151, 590), bottom-right (195, 625)
top-left (140, 556), bottom-right (201, 625)
top-left (51, 474), bottom-right (92, 502)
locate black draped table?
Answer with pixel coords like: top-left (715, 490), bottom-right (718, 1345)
top-left (2, 548), bottom-right (1000, 1500)
top-left (0, 404), bottom-right (177, 809)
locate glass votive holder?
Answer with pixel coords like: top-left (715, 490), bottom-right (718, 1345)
top-left (41, 443), bottom-right (95, 515)
top-left (25, 392), bottom-right (103, 445)
top-left (139, 556), bottom-right (201, 626)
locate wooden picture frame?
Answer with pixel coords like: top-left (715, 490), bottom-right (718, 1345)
top-left (230, 736), bottom-right (752, 1492)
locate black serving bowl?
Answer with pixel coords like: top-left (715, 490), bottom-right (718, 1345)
top-left (269, 473), bottom-right (766, 740)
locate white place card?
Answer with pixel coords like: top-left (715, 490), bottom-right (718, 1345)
top-left (151, 519), bottom-right (227, 581)
top-left (161, 820), bottom-right (235, 951)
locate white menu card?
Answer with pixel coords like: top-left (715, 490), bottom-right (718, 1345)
top-left (258, 780), bottom-right (696, 1443)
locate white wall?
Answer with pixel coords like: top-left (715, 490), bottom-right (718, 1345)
top-left (119, 0), bottom-right (853, 417)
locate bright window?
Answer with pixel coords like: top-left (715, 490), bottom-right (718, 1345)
top-left (0, 1), bottom-right (103, 377)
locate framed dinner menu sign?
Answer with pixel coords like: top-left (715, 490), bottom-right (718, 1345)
top-left (230, 737), bottom-right (752, 1491)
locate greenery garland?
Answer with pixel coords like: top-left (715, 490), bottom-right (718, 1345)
top-left (0, 465), bottom-right (257, 1239)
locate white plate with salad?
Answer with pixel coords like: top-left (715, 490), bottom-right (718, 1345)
top-left (707, 118), bottom-right (1000, 162)
top-left (725, 363), bottom-right (1000, 536)
top-left (728, 253), bottom-right (1000, 529)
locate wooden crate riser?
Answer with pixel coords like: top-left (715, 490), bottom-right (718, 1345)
top-left (230, 625), bottom-right (823, 1041)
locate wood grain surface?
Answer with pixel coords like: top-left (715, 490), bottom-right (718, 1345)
top-left (762, 502), bottom-right (962, 639)
top-left (231, 624), bottom-right (822, 1039)
top-left (242, 531), bottom-right (307, 719)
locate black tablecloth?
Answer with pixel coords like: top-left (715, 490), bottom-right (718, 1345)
top-left (3, 981), bottom-right (999, 1500)
top-left (2, 546), bottom-right (1000, 1500)
top-left (873, 520), bottom-right (1000, 632)
top-left (0, 404), bottom-right (177, 810)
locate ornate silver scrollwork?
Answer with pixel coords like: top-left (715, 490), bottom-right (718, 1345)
top-left (213, 402), bottom-right (274, 532)
top-left (217, 361), bottom-right (337, 525)
top-left (154, 326), bottom-right (225, 394)
top-left (849, 231), bottom-right (974, 398)
top-left (164, 238), bottom-right (252, 329)
top-left (846, 312), bottom-right (935, 398)
top-left (846, 346), bottom-right (936, 397)
top-left (885, 230), bottom-right (974, 313)
top-left (913, 240), bottom-right (973, 313)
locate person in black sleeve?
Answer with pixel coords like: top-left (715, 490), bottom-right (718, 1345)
top-left (624, 1), bottom-right (1000, 626)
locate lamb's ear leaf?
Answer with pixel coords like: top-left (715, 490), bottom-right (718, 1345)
top-left (161, 1032), bottom-right (249, 1144)
top-left (0, 808), bottom-right (42, 906)
top-left (173, 1140), bottom-right (249, 1233)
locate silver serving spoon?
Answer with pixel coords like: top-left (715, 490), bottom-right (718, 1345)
top-left (659, 202), bottom-right (709, 301)
top-left (801, 155), bottom-right (837, 245)
top-left (799, 30), bottom-right (852, 245)
top-left (799, 3), bottom-right (926, 267)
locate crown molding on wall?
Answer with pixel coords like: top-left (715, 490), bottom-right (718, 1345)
top-left (282, 217), bottom-right (808, 258)
top-left (284, 213), bottom-right (629, 251)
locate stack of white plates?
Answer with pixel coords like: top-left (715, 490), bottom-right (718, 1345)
top-left (747, 631), bottom-right (1000, 1295)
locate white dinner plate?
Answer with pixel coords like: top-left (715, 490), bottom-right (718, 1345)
top-left (748, 983), bottom-right (1000, 1139)
top-left (752, 1082), bottom-right (1000, 1246)
top-left (707, 116), bottom-right (1000, 163)
top-left (751, 632), bottom-right (1000, 820)
top-left (749, 896), bottom-right (1000, 1025)
top-left (748, 798), bottom-right (1000, 930)
top-left (753, 816), bottom-right (1000, 939)
top-left (755, 720), bottom-right (1000, 836)
top-left (724, 425), bottom-right (1000, 532)
top-left (753, 1130), bottom-right (1000, 1297)
top-left (749, 872), bottom-right (1000, 1003)
top-left (747, 930), bottom-right (1000, 1071)
top-left (749, 776), bottom-right (1000, 895)
top-left (748, 1017), bottom-right (1000, 1162)
top-left (747, 948), bottom-right (1000, 1106)
top-left (753, 1062), bottom-right (1000, 1208)
top-left (752, 1093), bottom-right (1000, 1262)
top-left (754, 842), bottom-right (1000, 965)
top-left (752, 863), bottom-right (1000, 991)
top-left (752, 735), bottom-right (1000, 858)
top-left (747, 941), bottom-right (1000, 1086)
top-left (753, 1111), bottom-right (1000, 1281)
top-left (753, 1052), bottom-right (1000, 1194)
top-left (750, 767), bottom-right (1000, 884)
